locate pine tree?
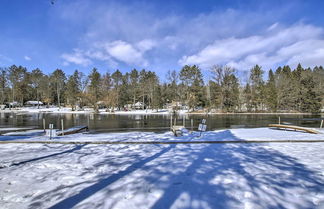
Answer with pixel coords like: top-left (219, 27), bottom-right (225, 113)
top-left (179, 65), bottom-right (204, 111)
top-left (300, 71), bottom-right (321, 112)
top-left (88, 68), bottom-right (101, 112)
top-left (66, 70), bottom-right (81, 111)
top-left (50, 69), bottom-right (66, 108)
top-left (265, 69), bottom-right (277, 111)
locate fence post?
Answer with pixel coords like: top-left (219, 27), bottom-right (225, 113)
top-left (43, 118), bottom-right (46, 133)
top-left (61, 119), bottom-right (64, 136)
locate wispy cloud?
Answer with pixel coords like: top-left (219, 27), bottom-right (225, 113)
top-left (61, 49), bottom-right (92, 66)
top-left (55, 1), bottom-right (324, 72)
top-left (180, 24), bottom-right (324, 70)
top-left (24, 56), bottom-right (31, 61)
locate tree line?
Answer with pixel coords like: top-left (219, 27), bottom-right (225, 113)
top-left (0, 64), bottom-right (323, 112)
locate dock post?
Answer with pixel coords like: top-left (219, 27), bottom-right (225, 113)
top-left (183, 117), bottom-right (185, 127)
top-left (43, 118), bottom-right (46, 133)
top-left (320, 120), bottom-right (323, 129)
top-left (170, 115), bottom-right (173, 130)
top-left (191, 119), bottom-right (193, 132)
top-left (278, 116), bottom-right (281, 125)
top-left (174, 117), bottom-right (177, 126)
top-left (61, 119), bottom-right (64, 136)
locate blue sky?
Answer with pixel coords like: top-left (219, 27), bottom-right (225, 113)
top-left (1, 0), bottom-right (324, 78)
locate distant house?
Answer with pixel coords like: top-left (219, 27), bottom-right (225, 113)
top-left (133, 102), bottom-right (145, 110)
top-left (8, 101), bottom-right (21, 108)
top-left (25, 101), bottom-right (43, 107)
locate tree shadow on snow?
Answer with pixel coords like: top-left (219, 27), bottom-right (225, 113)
top-left (29, 130), bottom-right (324, 209)
top-left (0, 144), bottom-right (86, 169)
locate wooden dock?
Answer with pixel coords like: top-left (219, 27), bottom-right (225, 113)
top-left (268, 124), bottom-right (320, 134)
top-left (57, 126), bottom-right (88, 136)
top-left (171, 125), bottom-right (185, 136)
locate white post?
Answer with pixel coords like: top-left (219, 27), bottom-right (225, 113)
top-left (320, 120), bottom-right (323, 129)
top-left (183, 117), bottom-right (185, 127)
top-left (61, 119), bottom-right (64, 136)
top-left (191, 119), bottom-right (193, 132)
top-left (49, 124), bottom-right (53, 140)
top-left (278, 116), bottom-right (281, 125)
top-left (43, 118), bottom-right (46, 133)
top-left (170, 115), bottom-right (173, 130)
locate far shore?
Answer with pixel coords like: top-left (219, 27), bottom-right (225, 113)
top-left (0, 107), bottom-right (322, 115)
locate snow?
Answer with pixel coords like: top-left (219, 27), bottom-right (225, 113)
top-left (1, 127), bottom-right (323, 142)
top-left (0, 128), bottom-right (324, 208)
top-left (0, 107), bottom-right (176, 115)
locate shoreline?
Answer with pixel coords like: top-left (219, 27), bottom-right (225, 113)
top-left (0, 108), bottom-right (320, 115)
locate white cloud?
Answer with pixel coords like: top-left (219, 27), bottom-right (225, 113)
top-left (55, 2), bottom-right (324, 72)
top-left (179, 24), bottom-right (324, 70)
top-left (61, 40), bottom-right (154, 67)
top-left (104, 40), bottom-right (148, 66)
top-left (24, 56), bottom-right (31, 61)
top-left (61, 49), bottom-right (92, 66)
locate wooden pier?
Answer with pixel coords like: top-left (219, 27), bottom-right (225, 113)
top-left (57, 126), bottom-right (88, 136)
top-left (268, 124), bottom-right (320, 134)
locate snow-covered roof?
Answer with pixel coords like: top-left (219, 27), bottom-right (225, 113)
top-left (25, 101), bottom-right (43, 105)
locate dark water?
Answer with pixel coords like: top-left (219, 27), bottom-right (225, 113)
top-left (1, 112), bottom-right (323, 133)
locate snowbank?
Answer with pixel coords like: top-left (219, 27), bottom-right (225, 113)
top-left (1, 127), bottom-right (323, 142)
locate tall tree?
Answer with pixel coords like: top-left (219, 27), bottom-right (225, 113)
top-left (8, 65), bottom-right (28, 106)
top-left (66, 70), bottom-right (81, 111)
top-left (30, 68), bottom-right (44, 108)
top-left (0, 68), bottom-right (8, 104)
top-left (179, 65), bottom-right (204, 111)
top-left (111, 70), bottom-right (123, 109)
top-left (50, 69), bottom-right (66, 108)
top-left (249, 65), bottom-right (265, 111)
top-left (88, 68), bottom-right (101, 112)
top-left (265, 69), bottom-right (278, 111)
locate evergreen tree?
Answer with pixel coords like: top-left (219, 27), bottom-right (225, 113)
top-left (88, 68), bottom-right (101, 112)
top-left (179, 65), bottom-right (204, 111)
top-left (30, 68), bottom-right (44, 108)
top-left (50, 69), bottom-right (66, 108)
top-left (66, 70), bottom-right (81, 110)
top-left (249, 65), bottom-right (265, 111)
top-left (300, 71), bottom-right (321, 112)
top-left (265, 69), bottom-right (278, 111)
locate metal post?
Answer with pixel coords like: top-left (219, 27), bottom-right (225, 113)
top-left (170, 115), bottom-right (173, 130)
top-left (61, 119), bottom-right (64, 136)
top-left (49, 124), bottom-right (53, 140)
top-left (191, 119), bottom-right (193, 132)
top-left (183, 117), bottom-right (185, 127)
top-left (320, 120), bottom-right (323, 129)
top-left (43, 118), bottom-right (46, 133)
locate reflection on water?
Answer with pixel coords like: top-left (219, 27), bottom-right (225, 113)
top-left (0, 112), bottom-right (323, 133)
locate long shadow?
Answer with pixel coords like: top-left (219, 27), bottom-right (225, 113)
top-left (1, 144), bottom-right (86, 169)
top-left (150, 132), bottom-right (324, 208)
top-left (47, 144), bottom-right (176, 209)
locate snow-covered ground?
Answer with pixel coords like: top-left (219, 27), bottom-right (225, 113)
top-left (1, 127), bottom-right (324, 142)
top-left (0, 107), bottom-right (177, 115)
top-left (0, 128), bottom-right (324, 208)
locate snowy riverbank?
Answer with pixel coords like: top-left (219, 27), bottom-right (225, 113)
top-left (1, 128), bottom-right (324, 208)
top-left (0, 107), bottom-right (317, 115)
